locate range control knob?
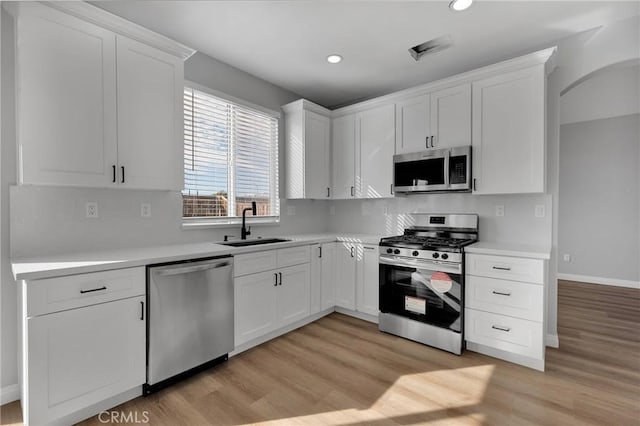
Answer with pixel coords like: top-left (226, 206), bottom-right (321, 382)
top-left (412, 251), bottom-right (419, 256)
top-left (432, 252), bottom-right (440, 259)
top-left (386, 248), bottom-right (393, 254)
top-left (441, 253), bottom-right (449, 260)
top-left (393, 249), bottom-right (401, 255)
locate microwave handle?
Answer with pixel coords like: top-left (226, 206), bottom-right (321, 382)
top-left (444, 149), bottom-right (451, 188)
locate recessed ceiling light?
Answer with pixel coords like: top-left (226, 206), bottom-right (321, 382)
top-left (327, 54), bottom-right (343, 64)
top-left (449, 0), bottom-right (473, 12)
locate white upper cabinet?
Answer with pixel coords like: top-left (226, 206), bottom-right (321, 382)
top-left (116, 36), bottom-right (184, 190)
top-left (358, 103), bottom-right (396, 198)
top-left (13, 5), bottom-right (118, 187)
top-left (430, 83), bottom-right (471, 150)
top-left (395, 83), bottom-right (471, 154)
top-left (472, 65), bottom-right (546, 194)
top-left (8, 2), bottom-right (194, 190)
top-left (395, 94), bottom-right (431, 154)
top-left (283, 100), bottom-right (332, 199)
top-left (331, 114), bottom-right (357, 199)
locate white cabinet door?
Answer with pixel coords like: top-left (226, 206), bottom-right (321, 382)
top-left (430, 83), bottom-right (471, 149)
top-left (116, 36), bottom-right (184, 191)
top-left (335, 242), bottom-right (357, 310)
top-left (321, 243), bottom-right (337, 310)
top-left (358, 104), bottom-right (396, 198)
top-left (332, 114), bottom-right (357, 199)
top-left (395, 94), bottom-right (430, 154)
top-left (305, 111), bottom-right (332, 199)
top-left (16, 6), bottom-right (117, 187)
top-left (25, 296), bottom-right (145, 425)
top-left (277, 263), bottom-right (311, 327)
top-left (357, 244), bottom-right (379, 317)
top-left (472, 66), bottom-right (546, 194)
top-left (234, 271), bottom-right (278, 345)
top-left (310, 244), bottom-right (322, 315)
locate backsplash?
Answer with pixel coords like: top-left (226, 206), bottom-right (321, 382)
top-left (327, 192), bottom-right (553, 247)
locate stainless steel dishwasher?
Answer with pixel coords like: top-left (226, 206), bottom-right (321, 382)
top-left (145, 256), bottom-right (233, 394)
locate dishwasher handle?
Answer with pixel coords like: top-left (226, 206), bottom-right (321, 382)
top-left (155, 260), bottom-right (232, 277)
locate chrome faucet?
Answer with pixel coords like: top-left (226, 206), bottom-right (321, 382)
top-left (241, 201), bottom-right (257, 240)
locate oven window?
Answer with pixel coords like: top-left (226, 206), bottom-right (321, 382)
top-left (395, 158), bottom-right (445, 187)
top-left (379, 264), bottom-right (462, 332)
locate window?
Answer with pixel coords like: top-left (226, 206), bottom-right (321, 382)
top-left (183, 86), bottom-right (279, 224)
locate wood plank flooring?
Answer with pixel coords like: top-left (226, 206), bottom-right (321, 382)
top-left (2, 280), bottom-right (639, 425)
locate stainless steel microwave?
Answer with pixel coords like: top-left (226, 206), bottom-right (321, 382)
top-left (393, 146), bottom-right (471, 193)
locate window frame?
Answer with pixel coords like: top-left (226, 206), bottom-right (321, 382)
top-left (181, 81), bottom-right (281, 229)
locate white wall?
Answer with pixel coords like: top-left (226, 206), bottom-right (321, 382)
top-left (558, 114), bottom-right (639, 284)
top-left (0, 11), bottom-right (328, 396)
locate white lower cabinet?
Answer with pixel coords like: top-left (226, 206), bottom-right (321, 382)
top-left (320, 243), bottom-right (337, 310)
top-left (356, 244), bottom-right (379, 317)
top-left (465, 253), bottom-right (546, 371)
top-left (234, 246), bottom-right (311, 346)
top-left (335, 242), bottom-right (357, 310)
top-left (20, 268), bottom-right (146, 426)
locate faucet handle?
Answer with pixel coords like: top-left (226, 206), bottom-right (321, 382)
top-left (246, 227), bottom-right (251, 237)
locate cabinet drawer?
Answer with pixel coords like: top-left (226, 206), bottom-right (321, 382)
top-left (466, 276), bottom-right (543, 322)
top-left (466, 254), bottom-right (544, 284)
top-left (277, 245), bottom-right (311, 268)
top-left (234, 250), bottom-right (278, 277)
top-left (465, 309), bottom-right (543, 359)
top-left (26, 267), bottom-right (145, 316)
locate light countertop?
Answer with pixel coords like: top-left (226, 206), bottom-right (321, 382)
top-left (466, 241), bottom-right (551, 260)
top-left (11, 233), bottom-right (384, 281)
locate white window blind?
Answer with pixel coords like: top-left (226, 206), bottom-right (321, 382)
top-left (183, 87), bottom-right (279, 222)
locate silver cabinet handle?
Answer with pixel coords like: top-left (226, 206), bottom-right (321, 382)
top-left (80, 286), bottom-right (106, 294)
top-left (492, 290), bottom-right (511, 296)
top-left (492, 325), bottom-right (511, 332)
top-left (156, 261), bottom-right (231, 276)
top-left (492, 266), bottom-right (512, 271)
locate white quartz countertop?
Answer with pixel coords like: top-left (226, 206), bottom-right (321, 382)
top-left (11, 233), bottom-right (384, 281)
top-left (465, 241), bottom-right (551, 260)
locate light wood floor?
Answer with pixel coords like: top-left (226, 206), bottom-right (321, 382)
top-left (2, 280), bottom-right (639, 425)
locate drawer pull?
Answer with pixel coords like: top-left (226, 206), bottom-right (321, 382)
top-left (492, 325), bottom-right (511, 332)
top-left (492, 290), bottom-right (511, 296)
top-left (80, 286), bottom-right (107, 294)
top-left (492, 266), bottom-right (512, 271)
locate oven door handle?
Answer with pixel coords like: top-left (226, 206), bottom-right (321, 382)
top-left (379, 255), bottom-right (461, 274)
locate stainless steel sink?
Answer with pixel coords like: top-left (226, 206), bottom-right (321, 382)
top-left (219, 238), bottom-right (291, 247)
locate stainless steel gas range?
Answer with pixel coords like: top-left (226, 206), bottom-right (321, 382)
top-left (378, 213), bottom-right (478, 355)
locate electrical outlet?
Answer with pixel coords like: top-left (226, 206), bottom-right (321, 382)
top-left (495, 205), bottom-right (505, 217)
top-left (535, 205), bottom-right (546, 218)
top-left (141, 203), bottom-right (151, 218)
top-left (85, 202), bottom-right (98, 218)
top-left (287, 205), bottom-right (296, 216)
top-left (563, 254), bottom-right (571, 262)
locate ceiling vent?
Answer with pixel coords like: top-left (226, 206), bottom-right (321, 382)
top-left (409, 35), bottom-right (453, 61)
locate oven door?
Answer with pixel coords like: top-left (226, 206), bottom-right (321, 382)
top-left (379, 255), bottom-right (463, 333)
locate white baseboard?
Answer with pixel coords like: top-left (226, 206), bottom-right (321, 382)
top-left (334, 307), bottom-right (379, 324)
top-left (0, 383), bottom-right (20, 405)
top-left (557, 273), bottom-right (639, 289)
top-left (546, 333), bottom-right (559, 348)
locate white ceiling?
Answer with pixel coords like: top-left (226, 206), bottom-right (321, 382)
top-left (92, 1), bottom-right (640, 108)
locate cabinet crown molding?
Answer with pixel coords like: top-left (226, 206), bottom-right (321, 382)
top-left (332, 46), bottom-right (557, 117)
top-left (282, 99), bottom-right (331, 116)
top-left (3, 1), bottom-right (196, 60)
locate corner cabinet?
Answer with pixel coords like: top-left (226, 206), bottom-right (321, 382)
top-left (471, 64), bottom-right (548, 194)
top-left (7, 2), bottom-right (194, 190)
top-left (283, 100), bottom-right (332, 199)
